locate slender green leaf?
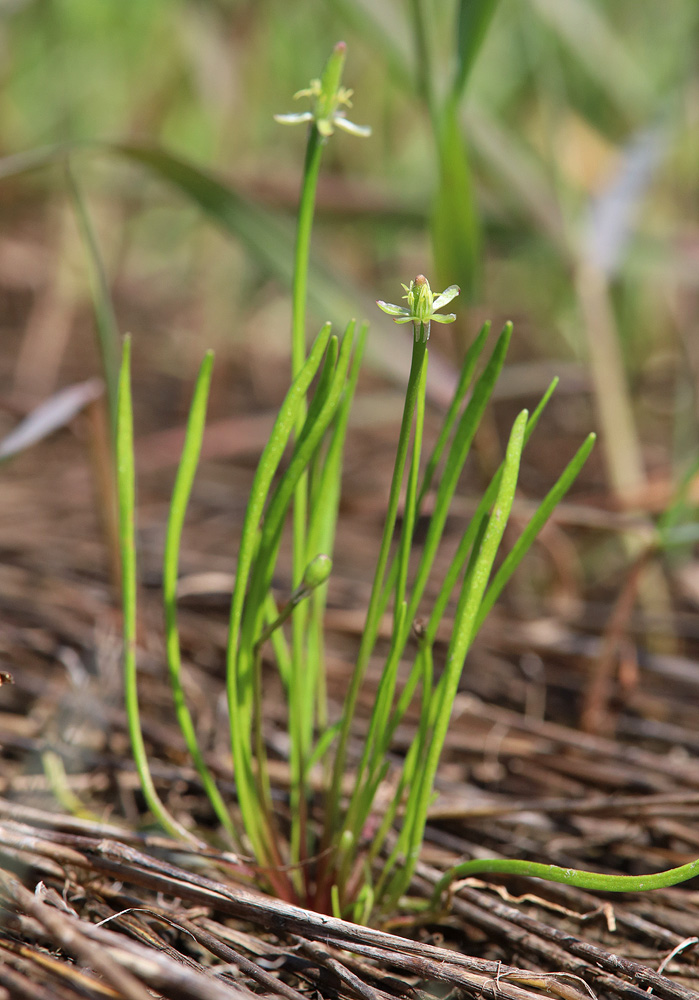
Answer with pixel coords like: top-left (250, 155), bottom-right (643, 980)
top-left (324, 335), bottom-right (428, 852)
top-left (475, 432), bottom-right (596, 629)
top-left (225, 324), bottom-right (333, 864)
top-left (453, 0), bottom-right (502, 99)
top-left (162, 351), bottom-right (237, 844)
top-left (66, 161), bottom-right (120, 440)
top-left (117, 337), bottom-right (201, 846)
top-left (432, 100), bottom-right (480, 303)
top-left (384, 410), bottom-right (528, 906)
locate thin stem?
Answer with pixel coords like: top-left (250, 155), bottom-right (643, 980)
top-left (290, 126), bottom-right (325, 845)
top-left (432, 857), bottom-right (699, 907)
top-left (291, 125), bottom-right (324, 379)
top-left (322, 329), bottom-right (428, 881)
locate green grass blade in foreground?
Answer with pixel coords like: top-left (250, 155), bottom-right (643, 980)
top-left (475, 431), bottom-right (597, 630)
top-left (305, 320), bottom-right (368, 671)
top-left (286, 336), bottom-right (341, 876)
top-left (377, 322), bottom-right (505, 633)
top-left (339, 355), bottom-right (427, 854)
top-left (294, 322), bottom-right (367, 822)
top-left (441, 411), bottom-right (530, 719)
top-left (226, 323), bottom-right (333, 685)
top-left (306, 322), bottom-right (367, 593)
top-left (116, 337), bottom-right (202, 846)
top-left (324, 333), bottom-right (428, 849)
top-left (286, 324), bottom-right (368, 883)
top-left (162, 351), bottom-right (237, 844)
top-left (251, 333), bottom-right (355, 877)
top-left (408, 324), bottom-right (512, 617)
top-left (432, 856), bottom-right (699, 906)
top-left (373, 640), bottom-right (433, 858)
top-left (422, 377), bottom-right (559, 649)
top-left (361, 320), bottom-right (494, 704)
top-left (265, 592), bottom-right (291, 687)
top-left (341, 325), bottom-right (511, 857)
top-left (239, 332), bottom-right (355, 698)
top-left (362, 324), bottom-right (511, 786)
top-left (379, 381), bottom-right (560, 789)
top-left (288, 329), bottom-right (341, 665)
top-left (230, 329), bottom-right (354, 872)
top-left (287, 112), bottom-right (326, 753)
top-left (225, 323), bottom-right (332, 865)
top-left (418, 321), bottom-right (491, 506)
top-left (382, 410), bottom-right (528, 908)
top-left (243, 332), bottom-right (353, 644)
top-left (66, 162), bottom-right (120, 440)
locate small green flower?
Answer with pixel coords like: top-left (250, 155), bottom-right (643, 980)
top-left (377, 275), bottom-right (460, 342)
top-left (274, 41), bottom-right (371, 140)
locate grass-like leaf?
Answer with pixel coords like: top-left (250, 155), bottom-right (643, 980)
top-left (453, 0), bottom-right (502, 99)
top-left (66, 161), bottom-right (121, 440)
top-left (161, 351), bottom-right (238, 845)
top-left (116, 337), bottom-right (202, 847)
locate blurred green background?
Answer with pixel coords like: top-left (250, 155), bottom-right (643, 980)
top-left (1, 0), bottom-right (698, 503)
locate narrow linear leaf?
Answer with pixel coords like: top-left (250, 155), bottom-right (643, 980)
top-left (454, 0), bottom-right (502, 99)
top-left (162, 351), bottom-right (237, 843)
top-left (476, 432), bottom-right (596, 629)
top-left (66, 162), bottom-right (121, 438)
top-left (116, 337), bottom-right (201, 847)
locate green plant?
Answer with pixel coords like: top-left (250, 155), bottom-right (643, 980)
top-left (114, 43), bottom-right (699, 924)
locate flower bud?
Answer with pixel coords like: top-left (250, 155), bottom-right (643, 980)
top-left (408, 275), bottom-right (434, 326)
top-left (302, 554), bottom-right (332, 591)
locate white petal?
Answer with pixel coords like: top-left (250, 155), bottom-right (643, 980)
top-left (377, 300), bottom-right (410, 317)
top-left (334, 117), bottom-right (372, 138)
top-left (274, 112), bottom-right (313, 125)
top-left (433, 285), bottom-right (460, 309)
top-left (430, 313), bottom-right (457, 324)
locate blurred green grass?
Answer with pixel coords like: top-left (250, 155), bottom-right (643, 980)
top-left (1, 0), bottom-right (697, 489)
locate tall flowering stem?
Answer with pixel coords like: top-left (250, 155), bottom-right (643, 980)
top-left (319, 322), bottom-right (429, 908)
top-left (274, 44), bottom-right (370, 878)
top-left (276, 41), bottom-right (370, 379)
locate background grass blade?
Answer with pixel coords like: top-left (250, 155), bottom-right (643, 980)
top-left (453, 0), bottom-right (502, 99)
top-left (66, 161), bottom-right (121, 441)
